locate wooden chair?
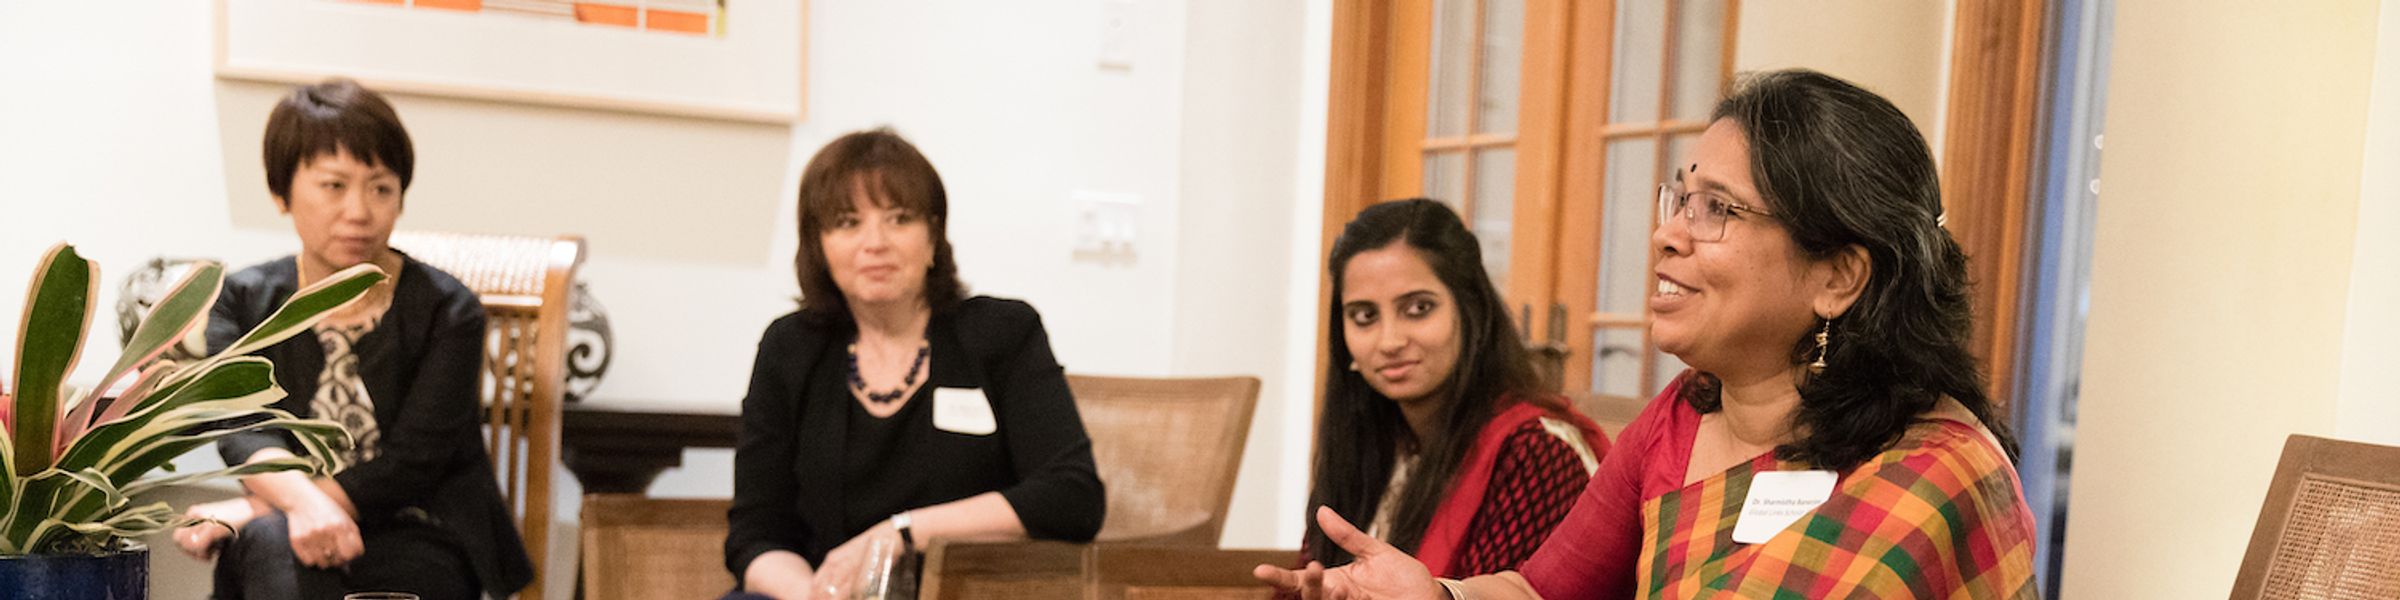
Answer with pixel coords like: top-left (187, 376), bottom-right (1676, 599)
top-left (1068, 374), bottom-right (1262, 547)
top-left (391, 231), bottom-right (586, 600)
top-left (578, 495), bottom-right (735, 600)
top-left (2229, 434), bottom-right (2400, 599)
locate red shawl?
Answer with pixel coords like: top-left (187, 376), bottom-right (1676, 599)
top-left (1414, 397), bottom-right (1608, 577)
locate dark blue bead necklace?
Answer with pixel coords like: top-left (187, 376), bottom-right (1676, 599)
top-left (848, 339), bottom-right (931, 405)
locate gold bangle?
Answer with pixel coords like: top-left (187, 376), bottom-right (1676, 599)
top-left (195, 517), bottom-right (238, 540)
top-left (1437, 577), bottom-right (1470, 600)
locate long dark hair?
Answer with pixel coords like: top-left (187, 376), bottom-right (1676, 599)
top-left (1304, 199), bottom-right (1546, 566)
top-left (1682, 69), bottom-right (2018, 470)
top-left (792, 127), bottom-right (967, 320)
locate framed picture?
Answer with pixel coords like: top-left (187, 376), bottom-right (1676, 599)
top-left (214, 0), bottom-right (804, 123)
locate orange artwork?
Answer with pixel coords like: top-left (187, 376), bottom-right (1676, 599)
top-left (345, 0), bottom-right (720, 36)
top-left (413, 0), bottom-right (483, 10)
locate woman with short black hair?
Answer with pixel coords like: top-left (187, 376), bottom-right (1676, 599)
top-left (174, 78), bottom-right (533, 600)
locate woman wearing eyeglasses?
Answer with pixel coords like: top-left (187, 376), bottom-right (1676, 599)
top-left (1257, 69), bottom-right (2038, 599)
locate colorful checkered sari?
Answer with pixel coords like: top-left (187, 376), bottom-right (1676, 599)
top-left (1634, 420), bottom-right (2039, 599)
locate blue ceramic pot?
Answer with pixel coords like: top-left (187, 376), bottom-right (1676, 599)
top-left (0, 543), bottom-right (148, 600)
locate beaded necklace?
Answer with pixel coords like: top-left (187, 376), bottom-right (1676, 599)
top-left (848, 339), bottom-right (930, 405)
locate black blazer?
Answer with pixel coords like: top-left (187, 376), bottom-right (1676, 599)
top-left (208, 255), bottom-right (534, 598)
top-left (725, 297), bottom-right (1105, 582)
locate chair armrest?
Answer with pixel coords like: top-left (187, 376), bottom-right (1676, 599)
top-left (1094, 544), bottom-right (1290, 598)
top-left (1093, 509), bottom-right (1219, 547)
top-left (918, 539), bottom-right (1090, 600)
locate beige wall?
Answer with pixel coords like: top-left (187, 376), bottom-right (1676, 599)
top-left (2060, 2), bottom-right (2384, 598)
top-left (214, 80), bottom-right (794, 265)
top-left (2339, 0), bottom-right (2400, 446)
top-left (1735, 0), bottom-right (1952, 144)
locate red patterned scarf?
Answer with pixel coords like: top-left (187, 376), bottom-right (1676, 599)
top-left (1636, 420), bottom-right (2038, 598)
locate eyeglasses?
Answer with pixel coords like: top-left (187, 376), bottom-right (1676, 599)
top-left (1657, 181), bottom-right (1774, 242)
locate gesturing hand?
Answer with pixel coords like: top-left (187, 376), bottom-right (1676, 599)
top-left (1252, 506), bottom-right (1448, 600)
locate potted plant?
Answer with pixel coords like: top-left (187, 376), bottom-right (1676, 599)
top-left (0, 243), bottom-right (377, 599)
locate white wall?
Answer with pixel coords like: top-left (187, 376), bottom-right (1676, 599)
top-left (1171, 0), bottom-right (1315, 549)
top-left (1279, 0), bottom-right (1337, 550)
top-left (0, 0), bottom-right (1327, 595)
top-left (2059, 2), bottom-right (2384, 598)
top-left (2338, 0), bottom-right (2400, 446)
top-left (1734, 0), bottom-right (1952, 145)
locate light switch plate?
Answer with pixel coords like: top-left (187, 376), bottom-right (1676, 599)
top-left (1072, 191), bottom-right (1140, 260)
top-left (1098, 0), bottom-right (1135, 69)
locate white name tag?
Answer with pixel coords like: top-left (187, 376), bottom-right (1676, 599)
top-left (932, 387), bottom-right (998, 435)
top-left (1730, 470), bottom-right (1837, 544)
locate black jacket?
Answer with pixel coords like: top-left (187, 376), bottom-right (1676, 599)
top-left (724, 297), bottom-right (1105, 583)
top-left (208, 254), bottom-right (534, 598)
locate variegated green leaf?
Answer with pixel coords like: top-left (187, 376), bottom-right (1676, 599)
top-left (95, 412), bottom-right (348, 492)
top-left (32, 505), bottom-right (173, 554)
top-left (3, 468), bottom-right (95, 547)
top-left (90, 262), bottom-right (222, 406)
top-left (40, 468), bottom-right (125, 531)
top-left (51, 501), bottom-right (178, 547)
top-left (0, 412), bottom-right (13, 517)
top-left (50, 386), bottom-right (89, 458)
top-left (12, 243), bottom-right (96, 477)
top-left (55, 358), bottom-right (276, 474)
top-left (120, 455), bottom-right (317, 499)
top-left (211, 263), bottom-right (383, 361)
top-left (90, 362), bottom-right (172, 429)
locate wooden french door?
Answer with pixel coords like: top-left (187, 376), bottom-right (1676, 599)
top-left (1555, 0), bottom-right (1737, 405)
top-left (1322, 0), bottom-right (1738, 404)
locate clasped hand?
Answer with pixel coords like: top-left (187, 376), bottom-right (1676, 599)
top-left (172, 495), bottom-right (361, 569)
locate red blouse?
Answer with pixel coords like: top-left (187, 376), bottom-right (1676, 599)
top-left (1516, 377), bottom-right (1697, 600)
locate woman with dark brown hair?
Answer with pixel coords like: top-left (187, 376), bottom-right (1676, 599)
top-left (724, 128), bottom-right (1105, 600)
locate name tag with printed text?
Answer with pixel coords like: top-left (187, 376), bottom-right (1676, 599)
top-left (933, 387), bottom-right (998, 435)
top-left (1731, 470), bottom-right (1837, 544)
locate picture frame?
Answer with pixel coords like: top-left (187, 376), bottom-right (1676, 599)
top-left (213, 0), bottom-right (804, 124)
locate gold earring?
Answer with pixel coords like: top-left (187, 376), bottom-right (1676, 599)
top-left (1348, 361), bottom-right (1361, 372)
top-left (1809, 320), bottom-right (1831, 373)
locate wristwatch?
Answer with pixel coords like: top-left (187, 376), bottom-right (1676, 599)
top-left (891, 511), bottom-right (916, 550)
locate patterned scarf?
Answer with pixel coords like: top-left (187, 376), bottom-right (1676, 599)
top-left (1636, 421), bottom-right (2039, 599)
top-left (311, 322), bottom-right (381, 466)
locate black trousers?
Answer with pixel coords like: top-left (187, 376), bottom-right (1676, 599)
top-left (213, 511), bottom-right (480, 600)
